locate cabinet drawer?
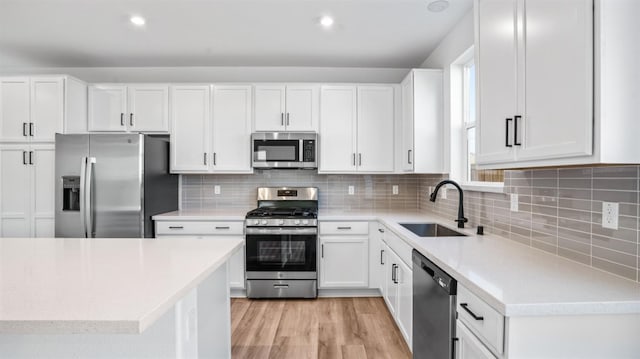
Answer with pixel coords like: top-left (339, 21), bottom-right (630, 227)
top-left (319, 221), bottom-right (369, 235)
top-left (155, 221), bottom-right (244, 236)
top-left (385, 230), bottom-right (413, 266)
top-left (457, 284), bottom-right (504, 355)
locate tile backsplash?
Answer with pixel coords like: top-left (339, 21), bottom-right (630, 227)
top-left (181, 166), bottom-right (639, 282)
top-left (418, 166), bottom-right (640, 282)
top-left (181, 171), bottom-right (420, 212)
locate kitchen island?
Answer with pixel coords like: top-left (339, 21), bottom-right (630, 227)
top-left (0, 236), bottom-right (243, 358)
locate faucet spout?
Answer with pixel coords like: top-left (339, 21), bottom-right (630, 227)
top-left (429, 179), bottom-right (468, 229)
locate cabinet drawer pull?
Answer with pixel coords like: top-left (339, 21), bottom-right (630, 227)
top-left (273, 284), bottom-right (289, 289)
top-left (337, 226), bottom-right (352, 230)
top-left (215, 226), bottom-right (230, 230)
top-left (460, 303), bottom-right (484, 321)
top-left (168, 226), bottom-right (184, 229)
top-left (514, 115), bottom-right (522, 146)
top-left (505, 118), bottom-right (512, 147)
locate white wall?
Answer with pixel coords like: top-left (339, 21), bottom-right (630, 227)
top-left (0, 66), bottom-right (410, 84)
top-left (420, 10), bottom-right (474, 178)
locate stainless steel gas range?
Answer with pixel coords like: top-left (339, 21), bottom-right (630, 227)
top-left (244, 187), bottom-right (318, 299)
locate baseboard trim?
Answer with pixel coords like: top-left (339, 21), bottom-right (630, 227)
top-left (230, 288), bottom-right (246, 298)
top-left (318, 288), bottom-right (382, 297)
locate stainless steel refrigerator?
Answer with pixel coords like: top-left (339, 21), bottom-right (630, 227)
top-left (55, 134), bottom-right (178, 238)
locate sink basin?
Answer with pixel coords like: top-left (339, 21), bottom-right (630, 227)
top-left (399, 223), bottom-right (466, 237)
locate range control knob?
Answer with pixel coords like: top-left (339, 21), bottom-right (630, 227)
top-left (261, 220), bottom-right (268, 225)
top-left (294, 219), bottom-right (301, 225)
top-left (253, 219), bottom-right (260, 225)
top-left (279, 219), bottom-right (285, 225)
top-left (302, 220), bottom-right (309, 225)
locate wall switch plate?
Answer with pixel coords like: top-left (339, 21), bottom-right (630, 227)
top-left (348, 185), bottom-right (355, 195)
top-left (392, 185), bottom-right (399, 195)
top-left (214, 185), bottom-right (221, 195)
top-left (602, 202), bottom-right (619, 230)
top-left (428, 186), bottom-right (434, 196)
top-left (510, 194), bottom-right (519, 212)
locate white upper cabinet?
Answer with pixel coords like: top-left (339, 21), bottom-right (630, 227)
top-left (127, 85), bottom-right (169, 132)
top-left (357, 86), bottom-right (394, 172)
top-left (211, 85), bottom-right (253, 173)
top-left (1, 76), bottom-right (80, 143)
top-left (475, 0), bottom-right (596, 167)
top-left (400, 69), bottom-right (445, 173)
top-left (319, 86), bottom-right (358, 172)
top-left (170, 85), bottom-right (211, 172)
top-left (319, 85), bottom-right (395, 173)
top-left (89, 84), bottom-right (168, 133)
top-left (254, 84), bottom-right (318, 132)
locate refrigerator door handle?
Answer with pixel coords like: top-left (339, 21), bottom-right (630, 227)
top-left (80, 157), bottom-right (88, 238)
top-left (85, 157), bottom-right (97, 238)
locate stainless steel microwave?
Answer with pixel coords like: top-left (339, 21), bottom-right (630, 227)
top-left (251, 132), bottom-right (317, 169)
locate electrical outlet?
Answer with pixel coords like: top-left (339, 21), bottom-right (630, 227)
top-left (510, 194), bottom-right (519, 212)
top-left (428, 186), bottom-right (434, 195)
top-left (348, 185), bottom-right (355, 195)
top-left (392, 185), bottom-right (399, 195)
top-left (214, 185), bottom-right (221, 195)
top-left (602, 202), bottom-right (619, 229)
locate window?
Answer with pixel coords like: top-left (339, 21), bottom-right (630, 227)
top-left (462, 59), bottom-right (503, 184)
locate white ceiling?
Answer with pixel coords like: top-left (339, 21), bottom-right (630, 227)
top-left (0, 0), bottom-right (472, 69)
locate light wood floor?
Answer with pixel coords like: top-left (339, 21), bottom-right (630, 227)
top-left (231, 297), bottom-right (412, 359)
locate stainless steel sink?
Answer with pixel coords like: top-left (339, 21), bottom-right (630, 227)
top-left (399, 223), bottom-right (466, 237)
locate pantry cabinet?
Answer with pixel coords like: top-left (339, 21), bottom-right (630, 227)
top-left (319, 85), bottom-right (395, 173)
top-left (0, 144), bottom-right (55, 237)
top-left (88, 84), bottom-right (169, 132)
top-left (1, 76), bottom-right (86, 142)
top-left (400, 69), bottom-right (445, 173)
top-left (254, 85), bottom-right (318, 132)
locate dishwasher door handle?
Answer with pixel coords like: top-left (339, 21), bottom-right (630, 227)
top-left (460, 303), bottom-right (484, 321)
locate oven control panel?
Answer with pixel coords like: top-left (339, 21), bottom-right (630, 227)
top-left (245, 218), bottom-right (318, 227)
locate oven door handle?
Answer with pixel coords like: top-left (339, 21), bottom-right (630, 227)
top-left (245, 227), bottom-right (318, 235)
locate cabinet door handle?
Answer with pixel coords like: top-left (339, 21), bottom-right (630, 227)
top-left (514, 115), bottom-right (522, 146)
top-left (378, 228), bottom-right (384, 233)
top-left (213, 152), bottom-right (217, 166)
top-left (337, 226), bottom-right (351, 230)
top-left (203, 153), bottom-right (207, 165)
top-left (321, 244), bottom-right (324, 258)
top-left (168, 226), bottom-right (184, 229)
top-left (380, 249), bottom-right (385, 265)
top-left (408, 149), bottom-right (412, 164)
top-left (29, 122), bottom-right (34, 136)
top-left (358, 153), bottom-right (362, 166)
top-left (392, 264), bottom-right (397, 283)
top-left (22, 123), bottom-right (28, 137)
top-left (281, 113), bottom-right (284, 126)
top-left (29, 151), bottom-right (33, 165)
top-left (22, 151), bottom-right (27, 165)
top-left (215, 226), bottom-right (230, 230)
top-left (460, 303), bottom-right (484, 321)
top-left (286, 113), bottom-right (290, 126)
top-left (130, 113), bottom-right (134, 127)
top-left (505, 118), bottom-right (513, 147)
top-left (120, 113), bottom-right (125, 126)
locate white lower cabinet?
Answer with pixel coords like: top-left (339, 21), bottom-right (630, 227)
top-left (0, 144), bottom-right (54, 237)
top-left (319, 221), bottom-right (369, 288)
top-left (456, 320), bottom-right (497, 359)
top-left (155, 220), bottom-right (245, 290)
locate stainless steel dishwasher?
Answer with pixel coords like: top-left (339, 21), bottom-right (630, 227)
top-left (412, 249), bottom-right (457, 359)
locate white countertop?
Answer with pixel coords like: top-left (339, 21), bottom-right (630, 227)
top-left (154, 209), bottom-right (640, 317)
top-left (152, 209), bottom-right (248, 221)
top-left (0, 237), bottom-right (243, 334)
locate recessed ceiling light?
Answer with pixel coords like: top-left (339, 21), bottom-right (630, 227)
top-left (427, 0), bottom-right (450, 12)
top-left (319, 16), bottom-right (334, 28)
top-left (130, 15), bottom-right (146, 26)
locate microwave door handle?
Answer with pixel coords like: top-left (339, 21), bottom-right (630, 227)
top-left (299, 139), bottom-right (303, 162)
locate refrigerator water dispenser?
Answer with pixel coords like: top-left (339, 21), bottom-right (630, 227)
top-left (62, 176), bottom-right (80, 211)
